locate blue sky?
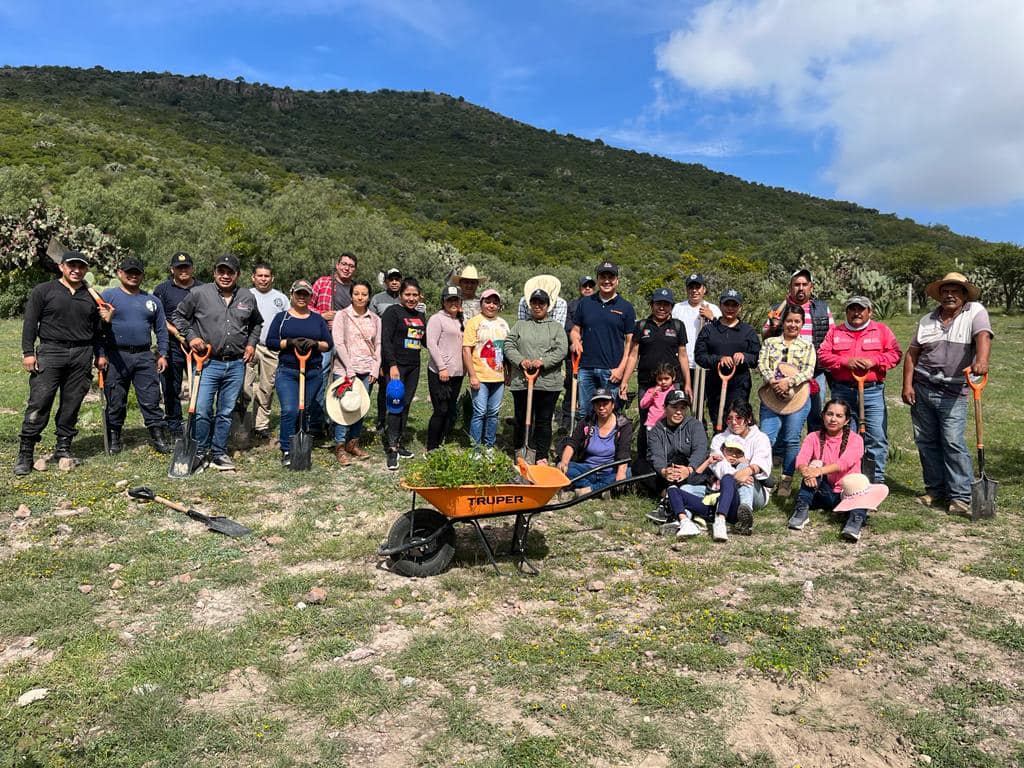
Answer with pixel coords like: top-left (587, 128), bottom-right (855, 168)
top-left (3, 0), bottom-right (1023, 244)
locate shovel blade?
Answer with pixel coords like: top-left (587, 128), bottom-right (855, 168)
top-left (971, 475), bottom-right (998, 520)
top-left (290, 431), bottom-right (313, 471)
top-left (187, 509), bottom-right (252, 538)
top-left (168, 435), bottom-right (198, 479)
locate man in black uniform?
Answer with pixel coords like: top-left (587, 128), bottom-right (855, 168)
top-left (153, 252), bottom-right (202, 438)
top-left (99, 257), bottom-right (172, 454)
top-left (15, 251), bottom-right (108, 475)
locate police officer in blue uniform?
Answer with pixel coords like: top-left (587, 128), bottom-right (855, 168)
top-left (153, 252), bottom-right (202, 438)
top-left (100, 257), bottom-right (172, 453)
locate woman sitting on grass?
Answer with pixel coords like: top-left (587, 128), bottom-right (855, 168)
top-left (557, 388), bottom-right (632, 497)
top-left (788, 399), bottom-right (874, 542)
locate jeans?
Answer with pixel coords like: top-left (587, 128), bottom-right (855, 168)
top-left (794, 479), bottom-right (868, 521)
top-left (333, 372), bottom-right (373, 444)
top-left (911, 381), bottom-right (972, 503)
top-left (470, 381), bottom-right (504, 446)
top-left (276, 365), bottom-right (322, 454)
top-left (194, 358), bottom-right (246, 458)
top-left (668, 476), bottom-right (766, 524)
top-left (806, 372), bottom-right (827, 433)
top-left (162, 347), bottom-right (188, 433)
top-left (19, 344), bottom-right (93, 443)
top-left (566, 461), bottom-right (631, 493)
top-left (831, 380), bottom-right (888, 482)
top-left (759, 397), bottom-right (811, 477)
top-left (307, 352), bottom-right (332, 434)
top-left (577, 367), bottom-right (616, 420)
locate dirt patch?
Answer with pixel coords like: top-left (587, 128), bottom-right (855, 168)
top-left (339, 699), bottom-right (443, 768)
top-left (183, 666), bottom-right (271, 713)
top-left (0, 636), bottom-right (55, 669)
top-left (191, 586), bottom-right (260, 629)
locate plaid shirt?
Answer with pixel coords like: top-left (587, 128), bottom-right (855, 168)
top-left (310, 276), bottom-right (335, 314)
top-left (517, 296), bottom-right (568, 325)
top-left (757, 335), bottom-right (816, 386)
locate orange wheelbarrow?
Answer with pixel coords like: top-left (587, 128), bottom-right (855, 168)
top-left (379, 459), bottom-right (652, 577)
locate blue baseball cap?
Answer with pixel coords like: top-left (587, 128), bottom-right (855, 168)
top-left (650, 288), bottom-right (674, 304)
top-left (385, 379), bottom-right (406, 414)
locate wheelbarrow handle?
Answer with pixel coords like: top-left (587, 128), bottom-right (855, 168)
top-left (963, 366), bottom-right (988, 401)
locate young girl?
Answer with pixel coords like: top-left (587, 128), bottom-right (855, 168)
top-left (789, 399), bottom-right (869, 541)
top-left (639, 362), bottom-right (677, 428)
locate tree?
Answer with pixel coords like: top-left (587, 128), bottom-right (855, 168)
top-left (882, 243), bottom-right (955, 308)
top-left (975, 242), bottom-right (1024, 312)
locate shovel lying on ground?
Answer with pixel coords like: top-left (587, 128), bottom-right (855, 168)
top-left (290, 349), bottom-right (313, 471)
top-left (964, 367), bottom-right (997, 520)
top-left (852, 371), bottom-right (876, 481)
top-left (128, 486), bottom-right (251, 537)
top-left (168, 346), bottom-right (209, 478)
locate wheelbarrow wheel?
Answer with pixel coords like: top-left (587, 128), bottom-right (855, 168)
top-left (386, 508), bottom-right (456, 577)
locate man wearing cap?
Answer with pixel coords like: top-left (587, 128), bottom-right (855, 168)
top-left (763, 269), bottom-right (834, 431)
top-left (14, 251), bottom-right (107, 475)
top-left (558, 275), bottom-right (596, 430)
top-left (636, 389), bottom-right (708, 518)
top-left (817, 296), bottom-right (902, 483)
top-left (570, 261), bottom-right (636, 420)
top-left (172, 254), bottom-right (263, 471)
top-left (672, 273), bottom-right (721, 418)
top-left (370, 267), bottom-right (403, 431)
top-left (154, 251), bottom-right (202, 438)
top-left (694, 289), bottom-right (761, 423)
top-left (238, 262), bottom-right (288, 440)
top-left (99, 258), bottom-right (173, 454)
top-left (902, 272), bottom-right (993, 516)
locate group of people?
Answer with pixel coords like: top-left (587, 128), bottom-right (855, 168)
top-left (15, 250), bottom-right (993, 545)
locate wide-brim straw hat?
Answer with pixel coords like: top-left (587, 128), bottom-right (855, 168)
top-left (834, 473), bottom-right (890, 512)
top-left (523, 275), bottom-right (561, 305)
top-left (926, 272), bottom-right (981, 303)
top-left (326, 376), bottom-right (371, 426)
top-left (757, 362), bottom-right (810, 416)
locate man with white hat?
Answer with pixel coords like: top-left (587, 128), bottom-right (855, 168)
top-left (902, 272), bottom-right (993, 516)
top-left (456, 265), bottom-right (482, 320)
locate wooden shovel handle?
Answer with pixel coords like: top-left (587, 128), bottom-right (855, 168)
top-left (852, 371), bottom-right (867, 435)
top-left (717, 359), bottom-right (737, 382)
top-left (571, 348), bottom-right (581, 375)
top-left (152, 494), bottom-right (190, 514)
top-left (296, 349), bottom-right (310, 412)
top-left (98, 368), bottom-right (105, 389)
top-left (964, 367), bottom-right (986, 449)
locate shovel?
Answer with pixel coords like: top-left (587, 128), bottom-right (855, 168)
top-left (518, 366), bottom-right (540, 464)
top-left (852, 371), bottom-right (876, 481)
top-left (693, 312), bottom-right (710, 423)
top-left (168, 346), bottom-right (209, 478)
top-left (290, 349), bottom-right (313, 471)
top-left (964, 368), bottom-right (997, 520)
top-left (715, 359), bottom-right (736, 433)
top-left (569, 348), bottom-right (581, 435)
top-left (98, 367), bottom-right (111, 455)
top-left (128, 486), bottom-right (251, 537)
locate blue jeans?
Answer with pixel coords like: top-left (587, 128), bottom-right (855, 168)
top-left (275, 365), bottom-right (322, 454)
top-left (831, 381), bottom-right (888, 482)
top-left (194, 358), bottom-right (245, 458)
top-left (759, 397), bottom-right (811, 476)
top-left (668, 476), bottom-right (766, 523)
top-left (333, 372), bottom-right (373, 444)
top-left (577, 367), bottom-right (617, 420)
top-left (806, 372), bottom-right (827, 433)
top-left (911, 381), bottom-right (972, 503)
top-left (470, 381), bottom-right (504, 446)
top-left (566, 461), bottom-right (631, 493)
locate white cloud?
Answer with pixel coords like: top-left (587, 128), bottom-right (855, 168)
top-left (656, 0), bottom-right (1024, 208)
top-left (602, 126), bottom-right (738, 158)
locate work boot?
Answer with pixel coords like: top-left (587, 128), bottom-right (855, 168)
top-left (149, 427), bottom-right (172, 454)
top-left (13, 439), bottom-right (34, 476)
top-left (334, 444), bottom-right (350, 466)
top-left (52, 436), bottom-right (74, 460)
top-left (345, 439), bottom-right (369, 460)
top-left (109, 430), bottom-right (123, 454)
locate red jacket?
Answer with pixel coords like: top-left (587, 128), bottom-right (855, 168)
top-left (818, 321), bottom-right (902, 384)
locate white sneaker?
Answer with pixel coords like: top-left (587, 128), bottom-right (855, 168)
top-left (712, 515), bottom-right (728, 542)
top-left (677, 518), bottom-right (702, 538)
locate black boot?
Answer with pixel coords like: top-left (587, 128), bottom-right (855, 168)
top-left (13, 439), bottom-right (34, 476)
top-left (109, 430), bottom-right (123, 454)
top-left (52, 436), bottom-right (74, 460)
top-left (149, 426), bottom-right (172, 454)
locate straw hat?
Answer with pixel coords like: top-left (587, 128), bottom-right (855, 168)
top-left (458, 265), bottom-right (480, 281)
top-left (757, 362), bottom-right (810, 415)
top-left (925, 272), bottom-right (981, 303)
top-left (523, 275), bottom-right (561, 304)
top-left (833, 473), bottom-right (890, 512)
top-left (326, 376), bottom-right (371, 426)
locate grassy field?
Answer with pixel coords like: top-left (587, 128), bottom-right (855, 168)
top-left (2, 313), bottom-right (1022, 768)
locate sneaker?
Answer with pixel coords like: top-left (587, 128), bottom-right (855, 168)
top-left (677, 518), bottom-right (702, 538)
top-left (692, 516), bottom-right (708, 531)
top-left (788, 503), bottom-right (810, 530)
top-left (777, 475), bottom-right (793, 498)
top-left (842, 510), bottom-right (866, 542)
top-left (735, 504), bottom-right (754, 536)
top-left (712, 515), bottom-right (728, 542)
top-left (915, 493), bottom-right (943, 508)
top-left (280, 452), bottom-right (291, 467)
top-left (211, 455), bottom-right (236, 471)
top-left (646, 498), bottom-right (672, 524)
top-left (948, 499), bottom-right (971, 516)
top-left (397, 446), bottom-right (414, 459)
top-left (659, 521), bottom-right (680, 536)
top-left (386, 451), bottom-right (399, 471)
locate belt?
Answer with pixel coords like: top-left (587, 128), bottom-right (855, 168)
top-left (212, 352), bottom-right (243, 361)
top-left (836, 378), bottom-right (884, 389)
top-left (115, 344), bottom-right (152, 354)
top-left (39, 338), bottom-right (92, 348)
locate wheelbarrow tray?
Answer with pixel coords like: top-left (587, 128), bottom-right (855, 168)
top-left (401, 464), bottom-right (571, 519)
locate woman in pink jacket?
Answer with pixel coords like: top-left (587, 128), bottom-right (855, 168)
top-left (331, 279), bottom-right (381, 464)
top-left (425, 286), bottom-right (465, 451)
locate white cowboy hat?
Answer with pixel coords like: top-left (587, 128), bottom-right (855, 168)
top-left (326, 376), bottom-right (371, 426)
top-left (523, 275), bottom-right (561, 305)
top-left (925, 272), bottom-right (981, 303)
top-left (757, 362), bottom-right (810, 416)
top-left (833, 473), bottom-right (890, 512)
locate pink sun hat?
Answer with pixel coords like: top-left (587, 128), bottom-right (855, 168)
top-left (833, 473), bottom-right (890, 512)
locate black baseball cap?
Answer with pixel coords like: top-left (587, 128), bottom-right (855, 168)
top-left (385, 267), bottom-right (402, 279)
top-left (665, 390), bottom-right (691, 407)
top-left (214, 254), bottom-right (241, 272)
top-left (650, 288), bottom-right (674, 304)
top-left (61, 250), bottom-right (89, 266)
top-left (595, 261), bottom-right (619, 276)
top-left (578, 275), bottom-right (596, 288)
top-left (170, 251), bottom-right (193, 267)
top-left (529, 288), bottom-right (550, 305)
top-left (685, 273), bottom-right (706, 286)
top-left (442, 285), bottom-right (461, 301)
top-left (720, 288), bottom-right (743, 304)
top-left (591, 388), bottom-right (615, 402)
top-left (791, 268), bottom-right (812, 282)
top-left (118, 257), bottom-right (145, 273)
